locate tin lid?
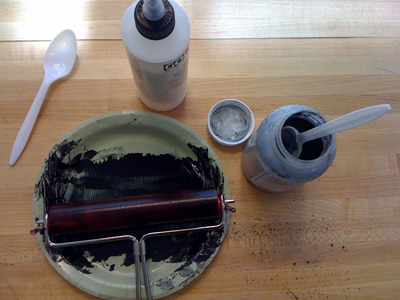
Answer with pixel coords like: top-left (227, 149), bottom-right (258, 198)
top-left (207, 99), bottom-right (255, 146)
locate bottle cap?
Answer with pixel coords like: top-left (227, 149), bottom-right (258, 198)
top-left (207, 99), bottom-right (255, 146)
top-left (135, 0), bottom-right (175, 40)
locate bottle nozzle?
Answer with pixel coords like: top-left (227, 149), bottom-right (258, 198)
top-left (134, 0), bottom-right (175, 40)
top-left (143, 0), bottom-right (165, 21)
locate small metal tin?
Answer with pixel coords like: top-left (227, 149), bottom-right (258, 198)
top-left (208, 99), bottom-right (255, 146)
top-left (241, 105), bottom-right (337, 192)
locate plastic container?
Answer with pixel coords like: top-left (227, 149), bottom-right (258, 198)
top-left (207, 99), bottom-right (255, 146)
top-left (242, 105), bottom-right (337, 192)
top-left (121, 0), bottom-right (190, 111)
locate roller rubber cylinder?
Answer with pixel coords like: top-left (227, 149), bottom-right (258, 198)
top-left (47, 189), bottom-right (222, 236)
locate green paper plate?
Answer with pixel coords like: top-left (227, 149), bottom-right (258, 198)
top-left (33, 111), bottom-right (230, 299)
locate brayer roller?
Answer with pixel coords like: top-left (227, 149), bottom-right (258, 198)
top-left (32, 189), bottom-right (235, 300)
top-left (47, 189), bottom-right (224, 236)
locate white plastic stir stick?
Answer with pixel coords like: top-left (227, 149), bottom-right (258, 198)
top-left (9, 29), bottom-right (77, 166)
top-left (282, 104), bottom-right (391, 158)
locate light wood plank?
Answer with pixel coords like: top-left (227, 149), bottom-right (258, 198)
top-left (0, 0), bottom-right (399, 41)
top-left (2, 38), bottom-right (400, 81)
top-left (1, 1), bottom-right (400, 299)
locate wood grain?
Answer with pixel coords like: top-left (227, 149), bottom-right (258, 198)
top-left (0, 0), bottom-right (399, 299)
top-left (0, 0), bottom-right (399, 41)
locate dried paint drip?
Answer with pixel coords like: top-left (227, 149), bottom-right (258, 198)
top-left (210, 105), bottom-right (250, 142)
top-left (207, 99), bottom-right (255, 146)
top-left (36, 139), bottom-right (225, 275)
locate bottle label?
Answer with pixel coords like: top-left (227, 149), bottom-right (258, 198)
top-left (242, 135), bottom-right (299, 192)
top-left (127, 48), bottom-right (188, 100)
top-left (164, 52), bottom-right (186, 71)
top-left (251, 169), bottom-right (299, 193)
top-left (242, 135), bottom-right (265, 176)
top-left (163, 50), bottom-right (188, 90)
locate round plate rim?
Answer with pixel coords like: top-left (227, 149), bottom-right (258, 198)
top-left (33, 110), bottom-right (230, 299)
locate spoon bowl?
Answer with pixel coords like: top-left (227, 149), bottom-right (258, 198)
top-left (281, 126), bottom-right (303, 158)
top-left (44, 29), bottom-right (77, 78)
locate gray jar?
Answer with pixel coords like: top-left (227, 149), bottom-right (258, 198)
top-left (241, 105), bottom-right (336, 192)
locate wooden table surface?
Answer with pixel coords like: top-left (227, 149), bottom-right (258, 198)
top-left (1, 0), bottom-right (400, 299)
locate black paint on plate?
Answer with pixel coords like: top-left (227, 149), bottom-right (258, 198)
top-left (36, 139), bottom-right (225, 274)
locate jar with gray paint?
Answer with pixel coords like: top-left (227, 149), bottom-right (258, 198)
top-left (241, 105), bottom-right (337, 192)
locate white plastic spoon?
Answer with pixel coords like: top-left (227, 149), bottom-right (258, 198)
top-left (282, 104), bottom-right (391, 158)
top-left (9, 29), bottom-right (77, 166)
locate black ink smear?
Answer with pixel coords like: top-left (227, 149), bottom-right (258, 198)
top-left (36, 138), bottom-right (225, 276)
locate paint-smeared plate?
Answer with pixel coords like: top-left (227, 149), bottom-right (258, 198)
top-left (33, 111), bottom-right (230, 299)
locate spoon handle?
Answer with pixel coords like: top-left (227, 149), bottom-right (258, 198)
top-left (298, 104), bottom-right (391, 144)
top-left (9, 77), bottom-right (52, 166)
